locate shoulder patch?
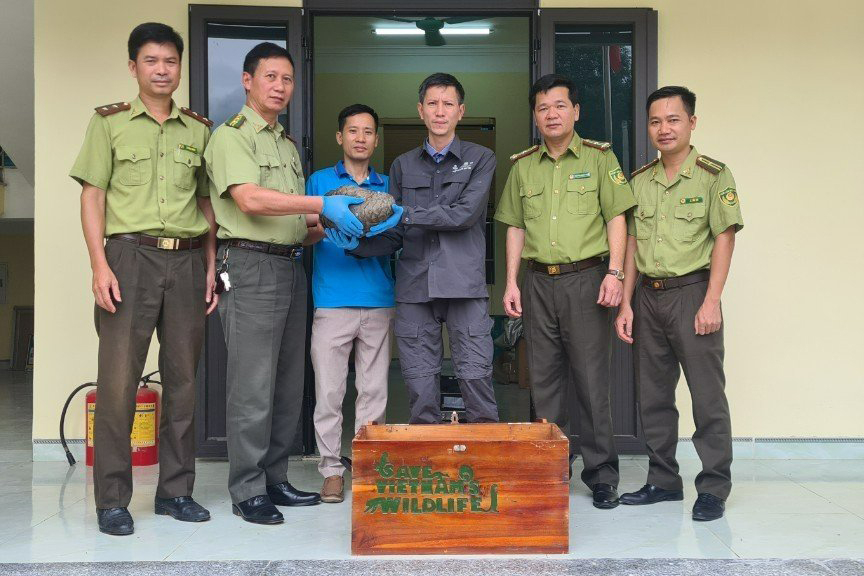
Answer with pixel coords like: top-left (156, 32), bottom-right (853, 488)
top-left (696, 155), bottom-right (725, 175)
top-left (226, 114), bottom-right (246, 129)
top-left (180, 107), bottom-right (213, 127)
top-left (94, 102), bottom-right (130, 117)
top-left (582, 139), bottom-right (612, 152)
top-left (630, 158), bottom-right (659, 179)
top-left (509, 144), bottom-right (539, 163)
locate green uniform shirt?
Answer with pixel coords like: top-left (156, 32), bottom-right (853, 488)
top-left (69, 97), bottom-right (210, 238)
top-left (204, 105), bottom-right (307, 245)
top-left (495, 133), bottom-right (636, 264)
top-left (627, 147), bottom-right (744, 278)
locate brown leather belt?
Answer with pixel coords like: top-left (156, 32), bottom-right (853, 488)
top-left (224, 239), bottom-right (303, 259)
top-left (111, 233), bottom-right (203, 251)
top-left (642, 269), bottom-right (710, 290)
top-left (528, 256), bottom-right (605, 276)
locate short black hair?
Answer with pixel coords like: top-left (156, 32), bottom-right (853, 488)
top-left (243, 42), bottom-right (295, 76)
top-left (647, 86), bottom-right (696, 117)
top-left (529, 74), bottom-right (579, 110)
top-left (128, 22), bottom-right (184, 61)
top-left (338, 104), bottom-right (379, 132)
top-left (418, 73), bottom-right (465, 104)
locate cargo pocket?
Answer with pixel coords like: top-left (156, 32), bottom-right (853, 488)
top-left (566, 176), bottom-right (599, 215)
top-left (173, 148), bottom-right (201, 190)
top-left (401, 173), bottom-right (432, 208)
top-left (450, 316), bottom-right (494, 379)
top-left (115, 146), bottom-right (152, 186)
top-left (394, 318), bottom-right (424, 377)
top-left (673, 203), bottom-right (706, 242)
top-left (520, 182), bottom-right (544, 219)
top-left (634, 204), bottom-right (657, 240)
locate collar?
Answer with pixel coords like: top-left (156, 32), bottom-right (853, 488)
top-left (333, 160), bottom-right (385, 186)
top-left (655, 146), bottom-right (699, 184)
top-left (539, 132), bottom-right (580, 160)
top-left (422, 136), bottom-right (461, 161)
top-left (242, 104), bottom-right (284, 135)
top-left (129, 96), bottom-right (183, 124)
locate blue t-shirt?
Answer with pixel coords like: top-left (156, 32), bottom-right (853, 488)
top-left (307, 161), bottom-right (395, 308)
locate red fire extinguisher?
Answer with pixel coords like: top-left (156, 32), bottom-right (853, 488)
top-left (85, 382), bottom-right (160, 467)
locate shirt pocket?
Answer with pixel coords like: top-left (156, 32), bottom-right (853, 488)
top-left (634, 204), bottom-right (657, 240)
top-left (401, 173), bottom-right (432, 208)
top-left (173, 148), bottom-right (201, 190)
top-left (115, 146), bottom-right (152, 186)
top-left (519, 181), bottom-right (544, 220)
top-left (672, 203), bottom-right (706, 242)
top-left (258, 154), bottom-right (282, 190)
top-left (441, 169), bottom-right (471, 202)
top-left (566, 175), bottom-right (599, 215)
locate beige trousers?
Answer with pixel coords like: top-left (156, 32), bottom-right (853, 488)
top-left (311, 307), bottom-right (394, 478)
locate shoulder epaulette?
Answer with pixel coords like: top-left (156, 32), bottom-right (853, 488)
top-left (696, 155), bottom-right (725, 175)
top-left (509, 145), bottom-right (539, 163)
top-left (180, 107), bottom-right (213, 127)
top-left (631, 158), bottom-right (659, 179)
top-left (582, 139), bottom-right (612, 152)
top-left (226, 114), bottom-right (246, 129)
top-left (95, 102), bottom-right (130, 117)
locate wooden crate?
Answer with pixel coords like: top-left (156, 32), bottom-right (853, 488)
top-left (351, 422), bottom-right (569, 555)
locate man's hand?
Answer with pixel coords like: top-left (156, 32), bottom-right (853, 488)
top-left (615, 305), bottom-right (634, 344)
top-left (695, 298), bottom-right (722, 335)
top-left (92, 263), bottom-right (121, 313)
top-left (503, 283), bottom-right (522, 318)
top-left (368, 204), bottom-right (404, 237)
top-left (325, 228), bottom-right (360, 250)
top-left (205, 264), bottom-right (219, 315)
top-left (597, 274), bottom-right (623, 308)
top-left (321, 195), bottom-right (365, 237)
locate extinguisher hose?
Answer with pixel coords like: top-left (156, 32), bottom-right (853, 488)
top-left (59, 382), bottom-right (97, 466)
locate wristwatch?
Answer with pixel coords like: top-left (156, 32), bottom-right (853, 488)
top-left (607, 269), bottom-right (625, 281)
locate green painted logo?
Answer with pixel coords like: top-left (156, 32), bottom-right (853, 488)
top-left (680, 196), bottom-right (704, 204)
top-left (719, 187), bottom-right (738, 207)
top-left (569, 172), bottom-right (591, 180)
top-left (609, 168), bottom-right (628, 185)
top-left (364, 453), bottom-right (499, 515)
top-left (177, 144), bottom-right (198, 154)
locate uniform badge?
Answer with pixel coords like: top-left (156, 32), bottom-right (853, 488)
top-left (177, 144), bottom-right (199, 154)
top-left (680, 196), bottom-right (704, 204)
top-left (608, 168), bottom-right (627, 186)
top-left (719, 187), bottom-right (738, 207)
top-left (569, 172), bottom-right (591, 179)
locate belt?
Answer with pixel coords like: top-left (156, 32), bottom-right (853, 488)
top-left (223, 239), bottom-right (303, 259)
top-left (528, 256), bottom-right (605, 276)
top-left (642, 269), bottom-right (710, 290)
top-left (110, 233), bottom-right (203, 251)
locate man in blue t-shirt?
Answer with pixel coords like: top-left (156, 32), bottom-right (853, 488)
top-left (307, 104), bottom-right (395, 504)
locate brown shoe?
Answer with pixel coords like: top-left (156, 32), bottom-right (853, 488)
top-left (321, 475), bottom-right (344, 503)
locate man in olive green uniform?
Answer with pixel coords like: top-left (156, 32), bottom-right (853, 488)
top-left (495, 74), bottom-right (636, 509)
top-left (204, 42), bottom-right (369, 525)
top-left (616, 86), bottom-right (743, 522)
top-left (71, 23), bottom-right (217, 535)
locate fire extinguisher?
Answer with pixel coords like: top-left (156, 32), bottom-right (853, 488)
top-left (60, 371), bottom-right (161, 467)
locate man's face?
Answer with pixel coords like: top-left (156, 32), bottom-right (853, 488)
top-left (243, 57), bottom-right (294, 116)
top-left (417, 85), bottom-right (465, 141)
top-left (336, 113), bottom-right (378, 163)
top-left (129, 42), bottom-right (181, 98)
top-left (647, 96), bottom-right (697, 156)
top-left (533, 86), bottom-right (579, 142)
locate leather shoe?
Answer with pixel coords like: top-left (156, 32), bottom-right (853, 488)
top-left (266, 481), bottom-right (321, 507)
top-left (155, 496), bottom-right (210, 522)
top-left (232, 495), bottom-right (284, 524)
top-left (692, 493), bottom-right (725, 521)
top-left (619, 483), bottom-right (684, 505)
top-left (97, 507), bottom-right (134, 536)
top-left (592, 483), bottom-right (620, 509)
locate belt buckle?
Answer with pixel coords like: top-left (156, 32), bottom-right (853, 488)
top-left (547, 265), bottom-right (560, 275)
top-left (157, 237), bottom-right (178, 250)
top-left (651, 279), bottom-right (666, 290)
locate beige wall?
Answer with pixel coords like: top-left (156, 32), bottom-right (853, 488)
top-left (33, 0), bottom-right (864, 442)
top-left (0, 234), bottom-right (34, 361)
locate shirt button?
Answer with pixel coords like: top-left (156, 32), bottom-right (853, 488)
top-left (160, 152), bottom-right (164, 157)
top-left (283, 164), bottom-right (287, 168)
top-left (655, 261), bottom-right (661, 267)
top-left (555, 165), bottom-right (560, 169)
top-left (160, 198), bottom-right (165, 203)
top-left (552, 216), bottom-right (557, 220)
top-left (554, 190), bottom-right (559, 194)
top-left (436, 170), bottom-right (440, 174)
top-left (661, 215), bottom-right (666, 220)
top-left (159, 175), bottom-right (165, 181)
top-left (658, 237), bottom-right (663, 243)
top-left (434, 195), bottom-right (439, 198)
top-left (131, 153), bottom-right (136, 160)
top-left (580, 185), bottom-right (585, 191)
top-left (687, 212), bottom-right (692, 217)
top-left (665, 191), bottom-right (670, 195)
top-left (551, 241), bottom-right (556, 246)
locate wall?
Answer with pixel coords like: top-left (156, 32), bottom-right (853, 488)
top-left (1, 169), bottom-right (35, 219)
top-left (0, 234), bottom-right (34, 362)
top-left (0, 0), bottom-right (35, 184)
top-left (32, 0), bottom-right (864, 446)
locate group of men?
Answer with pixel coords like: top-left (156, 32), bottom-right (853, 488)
top-left (71, 22), bottom-right (742, 536)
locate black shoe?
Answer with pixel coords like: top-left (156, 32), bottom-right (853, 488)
top-left (266, 481), bottom-right (321, 507)
top-left (592, 483), bottom-right (620, 509)
top-left (568, 453), bottom-right (577, 480)
top-left (97, 507), bottom-right (134, 536)
top-left (619, 483), bottom-right (684, 505)
top-left (692, 493), bottom-right (725, 521)
top-left (232, 495), bottom-right (284, 525)
top-left (155, 496), bottom-right (211, 522)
